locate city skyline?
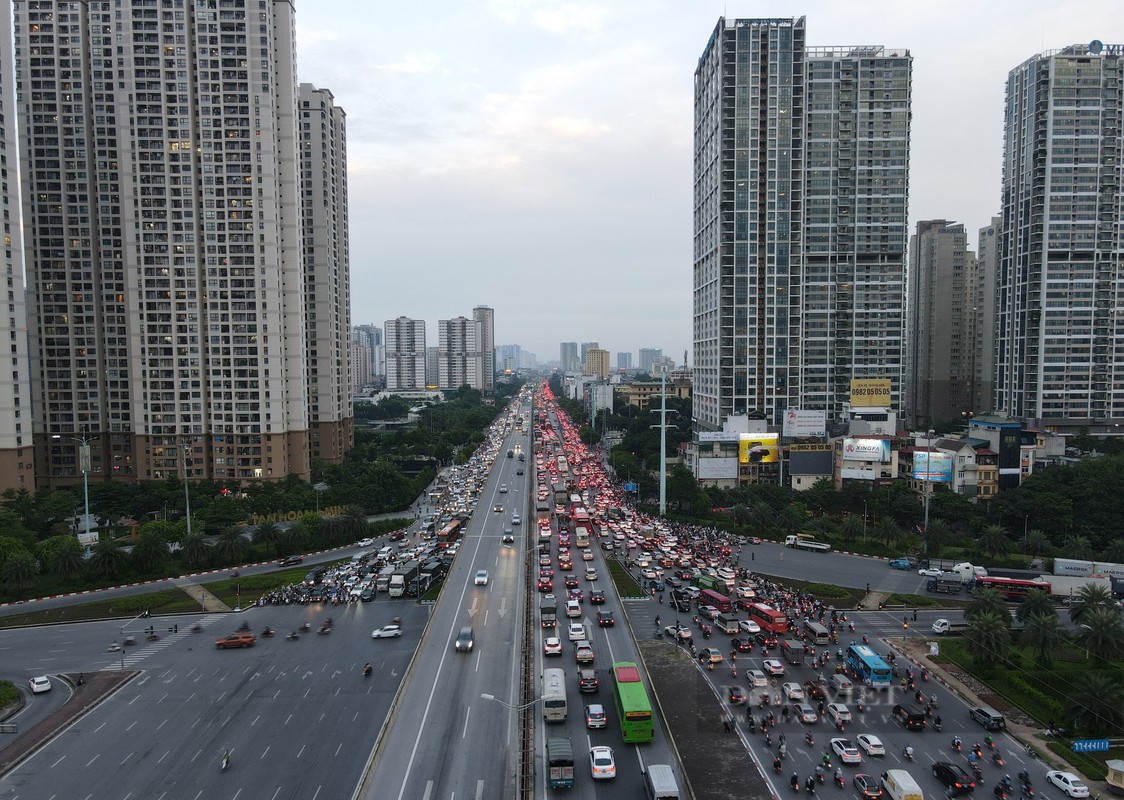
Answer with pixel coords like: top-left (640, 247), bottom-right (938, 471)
top-left (293, 0), bottom-right (1119, 360)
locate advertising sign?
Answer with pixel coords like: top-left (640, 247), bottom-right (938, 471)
top-left (698, 431), bottom-right (741, 443)
top-left (842, 438), bottom-right (891, 463)
top-left (850, 378), bottom-right (892, 408)
top-left (1072, 739), bottom-right (1110, 753)
top-left (913, 451), bottom-right (953, 482)
top-left (697, 457), bottom-right (739, 480)
top-left (783, 409), bottom-right (827, 438)
top-left (739, 434), bottom-right (779, 464)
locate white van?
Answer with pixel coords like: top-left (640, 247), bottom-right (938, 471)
top-left (881, 770), bottom-right (924, 800)
top-left (643, 764), bottom-right (680, 800)
top-left (829, 674), bottom-right (854, 695)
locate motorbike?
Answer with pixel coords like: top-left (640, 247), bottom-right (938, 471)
top-left (286, 631), bottom-right (299, 640)
top-left (902, 747), bottom-right (914, 762)
top-left (805, 733), bottom-right (815, 747)
top-left (933, 719), bottom-right (943, 732)
top-left (261, 627), bottom-right (275, 637)
top-left (1020, 781), bottom-right (1034, 798)
top-left (300, 622), bottom-right (311, 632)
top-left (791, 775), bottom-right (801, 793)
top-left (992, 752), bottom-right (1005, 767)
top-left (806, 778), bottom-right (817, 795)
top-left (774, 758), bottom-right (783, 774)
top-left (972, 766), bottom-right (984, 784)
top-left (190, 623), bottom-right (202, 633)
top-left (834, 773), bottom-right (846, 789)
top-left (238, 621), bottom-right (250, 632)
top-left (363, 664), bottom-right (372, 677)
top-left (221, 752), bottom-right (230, 772)
top-left (952, 739), bottom-right (962, 753)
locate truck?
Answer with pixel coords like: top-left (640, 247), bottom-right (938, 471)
top-left (783, 535), bottom-right (832, 552)
top-left (1046, 573), bottom-right (1114, 599)
top-left (781, 638), bottom-right (806, 665)
top-left (388, 560), bottom-right (419, 598)
top-left (1054, 557), bottom-right (1124, 580)
top-left (931, 618), bottom-right (970, 635)
top-left (691, 574), bottom-right (724, 593)
top-left (926, 576), bottom-right (963, 595)
top-left (375, 565), bottom-right (396, 593)
top-left (714, 613), bottom-right (740, 635)
top-left (407, 573), bottom-right (431, 597)
top-left (540, 596), bottom-right (558, 628)
top-left (546, 737), bottom-right (575, 789)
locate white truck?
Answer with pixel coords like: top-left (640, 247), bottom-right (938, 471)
top-left (1045, 573), bottom-right (1114, 599)
top-left (784, 535), bottom-right (832, 552)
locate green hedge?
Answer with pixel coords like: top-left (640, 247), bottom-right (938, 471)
top-left (0, 680), bottom-right (19, 710)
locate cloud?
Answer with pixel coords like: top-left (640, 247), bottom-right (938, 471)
top-left (369, 52), bottom-right (443, 75)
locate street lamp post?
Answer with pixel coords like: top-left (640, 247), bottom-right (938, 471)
top-left (922, 429), bottom-right (935, 556)
top-left (182, 444), bottom-right (192, 537)
top-left (52, 431), bottom-right (93, 557)
top-left (480, 693), bottom-right (540, 712)
top-left (862, 500), bottom-right (868, 544)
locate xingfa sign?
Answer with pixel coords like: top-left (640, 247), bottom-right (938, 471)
top-left (1089, 40), bottom-right (1124, 55)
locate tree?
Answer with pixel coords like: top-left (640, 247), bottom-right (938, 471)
top-left (1068, 672), bottom-right (1124, 737)
top-left (252, 521), bottom-right (282, 554)
top-left (838, 514), bottom-right (864, 544)
top-left (179, 532), bottom-right (210, 567)
top-left (90, 539), bottom-right (129, 580)
top-left (921, 518), bottom-right (952, 556)
top-left (1015, 589), bottom-right (1056, 623)
top-left (665, 465), bottom-right (703, 510)
top-left (965, 587), bottom-right (1008, 623)
top-left (40, 536), bottom-right (86, 583)
top-left (1068, 583), bottom-right (1117, 626)
top-left (213, 526), bottom-right (250, 565)
top-left (976, 525), bottom-right (1012, 558)
top-left (281, 523), bottom-right (311, 554)
top-left (875, 517), bottom-right (901, 549)
top-left (964, 611), bottom-right (1011, 668)
top-left (1104, 538), bottom-right (1124, 563)
top-left (1023, 529), bottom-right (1051, 557)
top-left (1, 550), bottom-right (39, 595)
top-left (1021, 612), bottom-right (1065, 666)
top-left (131, 530), bottom-right (170, 573)
top-left (343, 505), bottom-right (370, 539)
top-left (1063, 535), bottom-right (1094, 560)
top-left (1074, 608), bottom-right (1124, 661)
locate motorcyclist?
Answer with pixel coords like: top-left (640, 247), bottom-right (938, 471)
top-left (1001, 775), bottom-right (1013, 792)
top-left (1018, 769), bottom-right (1030, 785)
top-left (815, 765), bottom-right (825, 783)
top-left (903, 745), bottom-right (914, 760)
top-left (363, 662), bottom-right (372, 676)
top-left (985, 733), bottom-right (995, 748)
top-left (791, 773), bottom-right (800, 792)
top-left (805, 731), bottom-right (815, 746)
top-left (952, 735), bottom-right (962, 751)
top-left (834, 768), bottom-right (844, 786)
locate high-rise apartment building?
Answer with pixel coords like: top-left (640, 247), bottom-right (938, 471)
top-left (0, 1), bottom-right (32, 492)
top-left (15, 0), bottom-right (351, 486)
top-left (974, 218), bottom-right (1001, 416)
top-left (996, 44), bottom-right (1123, 429)
top-left (385, 317), bottom-right (426, 390)
top-left (692, 17), bottom-right (911, 430)
top-left (638, 348), bottom-right (662, 373)
top-left (350, 340), bottom-right (371, 394)
top-left (617, 352), bottom-right (633, 371)
top-left (472, 305), bottom-right (494, 391)
top-left (352, 324), bottom-right (383, 380)
top-left (438, 316), bottom-right (482, 390)
top-left (425, 346), bottom-right (440, 388)
top-left (560, 342), bottom-right (579, 372)
top-left (580, 342), bottom-right (599, 368)
top-left (585, 349), bottom-right (611, 381)
top-left (905, 221), bottom-right (976, 427)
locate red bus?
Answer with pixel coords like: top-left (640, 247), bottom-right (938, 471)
top-left (437, 519), bottom-right (462, 548)
top-left (748, 603), bottom-right (789, 634)
top-left (699, 589), bottom-right (732, 614)
top-left (973, 575), bottom-right (1051, 601)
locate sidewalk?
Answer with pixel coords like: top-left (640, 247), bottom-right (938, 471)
top-left (172, 577), bottom-right (231, 613)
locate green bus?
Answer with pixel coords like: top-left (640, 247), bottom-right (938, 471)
top-left (611, 662), bottom-right (654, 743)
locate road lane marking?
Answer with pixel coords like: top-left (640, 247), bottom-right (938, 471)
top-left (335, 741), bottom-right (343, 757)
top-left (475, 779), bottom-right (484, 800)
top-left (270, 788), bottom-right (282, 800)
top-left (284, 713), bottom-right (292, 725)
top-left (422, 780), bottom-right (433, 800)
top-left (126, 720), bottom-right (138, 731)
top-left (297, 744), bottom-right (306, 758)
top-left (85, 753), bottom-right (99, 767)
top-left (158, 750), bottom-right (170, 763)
top-left (261, 745), bottom-right (270, 759)
top-left (157, 718), bottom-right (168, 730)
top-left (50, 755), bottom-right (65, 768)
top-left (462, 706), bottom-right (471, 738)
top-left (252, 714), bottom-right (260, 726)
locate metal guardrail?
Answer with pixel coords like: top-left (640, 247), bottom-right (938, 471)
top-left (518, 429), bottom-right (537, 799)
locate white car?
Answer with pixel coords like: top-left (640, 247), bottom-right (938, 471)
top-left (1046, 772), bottom-right (1090, 798)
top-left (499, 484), bottom-right (508, 493)
top-left (474, 570), bottom-right (489, 586)
top-left (738, 619), bottom-right (761, 634)
top-left (543, 637), bottom-right (563, 656)
top-left (584, 568), bottom-right (598, 581)
top-left (28, 676), bottom-right (51, 694)
top-left (762, 659), bottom-right (786, 676)
top-left (830, 737), bottom-right (862, 764)
top-left (781, 682), bottom-right (805, 701)
top-left (918, 567), bottom-right (943, 577)
top-left (371, 624), bottom-right (402, 639)
top-left (357, 538), bottom-right (373, 547)
top-left (827, 702), bottom-right (852, 724)
top-left (697, 604), bottom-right (719, 620)
top-left (568, 622), bottom-right (586, 642)
top-left (582, 549), bottom-right (594, 561)
top-left (589, 745), bottom-right (616, 780)
top-left (748, 669), bottom-right (768, 688)
top-left (585, 703), bottom-right (607, 729)
top-left (856, 734), bottom-right (885, 756)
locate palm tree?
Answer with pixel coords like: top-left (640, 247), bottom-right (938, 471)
top-left (252, 521), bottom-right (281, 554)
top-left (1068, 671), bottom-right (1124, 736)
top-left (976, 524), bottom-right (1012, 558)
top-left (776, 504), bottom-right (807, 535)
top-left (131, 530), bottom-right (169, 573)
top-left (921, 518), bottom-right (952, 556)
top-left (1015, 589), bottom-right (1056, 623)
top-left (1021, 612), bottom-right (1065, 666)
top-left (1068, 583), bottom-right (1117, 626)
top-left (965, 587), bottom-right (1008, 623)
top-left (344, 505), bottom-right (370, 539)
top-left (1, 550), bottom-right (40, 595)
top-left (212, 526), bottom-right (250, 565)
top-left (965, 611), bottom-right (1011, 668)
top-left (1104, 538), bottom-right (1124, 563)
top-left (179, 532), bottom-right (210, 567)
top-left (90, 539), bottom-right (129, 580)
top-left (281, 522), bottom-right (310, 554)
top-left (1063, 535), bottom-right (1094, 560)
top-left (875, 517), bottom-right (901, 549)
top-left (839, 515), bottom-right (864, 544)
top-left (46, 539), bottom-right (86, 582)
top-left (1023, 529), bottom-right (1051, 557)
top-left (1074, 608), bottom-right (1124, 661)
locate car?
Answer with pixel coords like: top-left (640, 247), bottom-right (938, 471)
top-left (596, 610), bottom-right (614, 627)
top-left (730, 637), bottom-right (753, 652)
top-left (558, 558), bottom-right (573, 571)
top-left (357, 537), bottom-right (373, 547)
top-left (516, 467), bottom-right (524, 475)
top-left (589, 590), bottom-right (606, 605)
top-left (499, 484), bottom-right (508, 493)
top-left (215, 632), bottom-right (256, 649)
top-left (793, 702), bottom-right (818, 723)
top-left (537, 578), bottom-right (553, 592)
top-left (574, 641), bottom-right (595, 664)
top-left (1046, 772), bottom-right (1090, 798)
top-left (539, 555), bottom-right (552, 566)
top-left (697, 604), bottom-right (719, 620)
top-left (589, 746), bottom-right (616, 780)
top-left (359, 587), bottom-right (376, 602)
top-left (749, 537), bottom-right (763, 545)
top-left (578, 668), bottom-right (599, 693)
top-left (932, 762), bottom-right (976, 795)
top-left (584, 568), bottom-right (598, 581)
top-left (511, 514), bottom-right (521, 525)
top-left (726, 685), bottom-right (747, 704)
top-left (666, 576), bottom-right (683, 588)
top-left (502, 530), bottom-right (515, 543)
top-left (891, 703), bottom-right (926, 730)
top-left (493, 504), bottom-right (504, 513)
top-left (755, 632), bottom-right (779, 649)
top-left (830, 737), bottom-right (862, 764)
top-left (918, 567), bottom-right (944, 577)
top-left (455, 626), bottom-right (474, 652)
top-left (665, 624), bottom-right (693, 641)
top-left (697, 647), bottom-right (724, 664)
top-left (543, 637), bottom-right (563, 656)
top-left (827, 703), bottom-right (852, 725)
top-left (738, 618), bottom-right (761, 634)
top-left (748, 669), bottom-right (768, 688)
top-left (564, 575), bottom-right (579, 589)
top-left (278, 555), bottom-right (304, 566)
top-left (371, 624), bottom-right (403, 639)
top-left (582, 549), bottom-right (594, 561)
top-left (585, 703), bottom-right (607, 729)
top-left (28, 676), bottom-right (51, 694)
top-left (889, 558), bottom-right (912, 570)
top-left (802, 680), bottom-right (827, 700)
top-left (568, 622), bottom-right (586, 641)
top-left (853, 773), bottom-right (883, 800)
top-left (781, 682), bottom-right (805, 701)
top-left (388, 530), bottom-right (407, 542)
top-left (762, 659), bottom-right (785, 676)
top-left (568, 588), bottom-right (584, 603)
top-left (856, 734), bottom-right (885, 756)
top-left (474, 570), bottom-right (489, 586)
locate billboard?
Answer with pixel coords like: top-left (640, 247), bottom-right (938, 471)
top-left (783, 409), bottom-right (827, 438)
top-left (698, 431), bottom-right (741, 443)
top-left (739, 433), bottom-right (779, 464)
top-left (842, 438), bottom-right (891, 463)
top-left (697, 456), bottom-right (739, 480)
top-left (913, 451), bottom-right (953, 482)
top-left (850, 378), bottom-right (892, 408)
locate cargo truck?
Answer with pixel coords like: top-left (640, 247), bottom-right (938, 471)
top-left (375, 565), bottom-right (396, 593)
top-left (931, 618), bottom-right (969, 635)
top-left (540, 596), bottom-right (558, 628)
top-left (783, 535), bottom-right (832, 552)
top-left (781, 638), bottom-right (806, 665)
top-left (926, 576), bottom-right (963, 594)
top-left (546, 738), bottom-right (574, 789)
top-left (1046, 573), bottom-right (1114, 599)
top-left (388, 560), bottom-right (419, 598)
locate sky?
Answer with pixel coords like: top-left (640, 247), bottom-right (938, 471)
top-left (291, 0), bottom-right (1116, 365)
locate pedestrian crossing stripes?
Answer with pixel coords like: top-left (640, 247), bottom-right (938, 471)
top-left (99, 613), bottom-right (226, 671)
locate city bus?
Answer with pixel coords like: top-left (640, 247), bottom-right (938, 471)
top-left (802, 619), bottom-right (830, 646)
top-left (611, 662), bottom-right (654, 743)
top-left (973, 575), bottom-right (1051, 601)
top-left (748, 603), bottom-right (789, 634)
top-left (846, 644), bottom-right (893, 689)
top-left (542, 668), bottom-right (568, 721)
top-left (572, 508), bottom-right (592, 548)
top-left (699, 589), bottom-right (733, 614)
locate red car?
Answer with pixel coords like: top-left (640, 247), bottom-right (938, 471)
top-left (537, 578), bottom-right (553, 592)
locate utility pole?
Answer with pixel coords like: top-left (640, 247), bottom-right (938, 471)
top-left (650, 372), bottom-right (677, 516)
